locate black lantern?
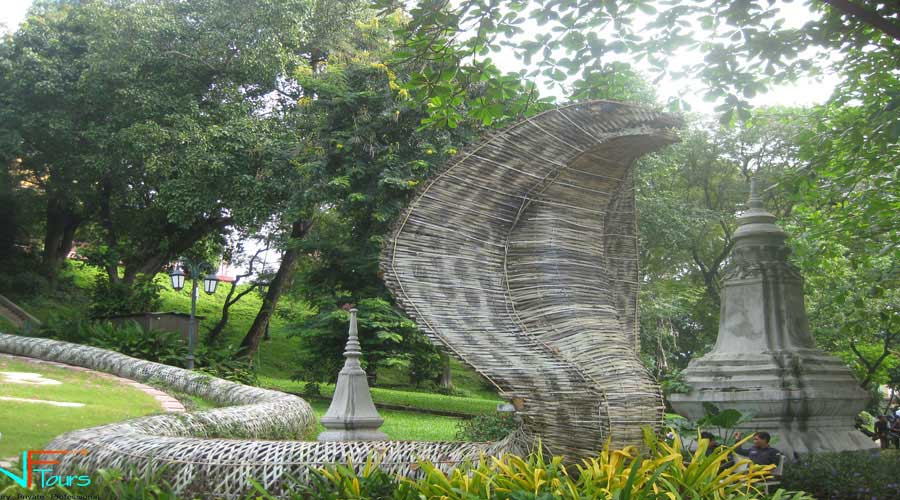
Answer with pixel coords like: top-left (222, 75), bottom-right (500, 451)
top-left (202, 273), bottom-right (219, 295)
top-left (169, 267), bottom-right (186, 291)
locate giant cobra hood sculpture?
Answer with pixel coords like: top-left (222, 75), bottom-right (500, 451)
top-left (382, 100), bottom-right (681, 458)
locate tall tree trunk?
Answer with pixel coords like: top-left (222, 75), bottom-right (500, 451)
top-left (207, 282), bottom-right (260, 345)
top-left (439, 353), bottom-right (452, 388)
top-left (41, 198), bottom-right (79, 287)
top-left (236, 219), bottom-right (312, 360)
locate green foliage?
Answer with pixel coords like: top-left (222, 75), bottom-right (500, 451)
top-left (35, 315), bottom-right (187, 367)
top-left (0, 0), bottom-right (310, 284)
top-left (455, 412), bottom-right (520, 442)
top-left (195, 345), bottom-right (259, 386)
top-left (294, 297), bottom-right (438, 387)
top-left (659, 368), bottom-right (692, 396)
top-left (89, 274), bottom-right (163, 316)
top-left (857, 411), bottom-right (875, 434)
top-left (0, 264), bottom-right (49, 299)
top-left (668, 404), bottom-right (755, 448)
top-left (279, 57), bottom-right (480, 384)
top-left (637, 111), bottom-right (803, 375)
top-left (0, 430), bottom-right (816, 499)
top-left (781, 450), bottom-right (900, 500)
top-left (252, 458), bottom-right (406, 500)
top-left (259, 431), bottom-right (798, 499)
top-left (384, 1), bottom-right (899, 126)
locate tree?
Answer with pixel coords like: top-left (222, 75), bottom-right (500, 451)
top-left (240, 56), bottom-right (480, 372)
top-left (206, 238), bottom-right (271, 345)
top-left (636, 109), bottom-right (808, 371)
top-left (234, 0), bottom-right (375, 359)
top-left (0, 0), bottom-right (307, 288)
top-left (380, 1), bottom-right (900, 126)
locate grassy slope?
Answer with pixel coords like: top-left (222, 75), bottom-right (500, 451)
top-left (10, 262), bottom-right (503, 413)
top-left (0, 357), bottom-right (161, 456)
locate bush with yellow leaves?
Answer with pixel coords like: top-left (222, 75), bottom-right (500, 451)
top-left (249, 428), bottom-right (816, 500)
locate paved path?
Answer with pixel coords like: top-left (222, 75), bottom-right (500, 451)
top-left (0, 352), bottom-right (185, 468)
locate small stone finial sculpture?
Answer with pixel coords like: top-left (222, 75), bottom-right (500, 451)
top-left (318, 308), bottom-right (388, 441)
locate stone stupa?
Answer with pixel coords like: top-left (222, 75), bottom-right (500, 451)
top-left (318, 308), bottom-right (388, 441)
top-left (670, 179), bottom-right (875, 458)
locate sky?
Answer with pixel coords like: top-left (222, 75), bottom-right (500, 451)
top-left (0, 0), bottom-right (28, 33)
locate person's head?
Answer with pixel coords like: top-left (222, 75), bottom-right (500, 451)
top-left (700, 431), bottom-right (716, 443)
top-left (879, 415), bottom-right (888, 422)
top-left (753, 431), bottom-right (771, 448)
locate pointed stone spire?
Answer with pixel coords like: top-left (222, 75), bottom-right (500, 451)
top-left (318, 308), bottom-right (388, 441)
top-left (733, 177), bottom-right (786, 242)
top-left (671, 179), bottom-right (874, 458)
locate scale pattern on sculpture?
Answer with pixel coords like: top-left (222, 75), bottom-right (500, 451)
top-left (0, 100), bottom-right (678, 498)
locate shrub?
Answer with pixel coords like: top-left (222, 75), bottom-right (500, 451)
top-left (266, 429), bottom-right (813, 500)
top-left (253, 458), bottom-right (409, 500)
top-left (781, 450), bottom-right (900, 500)
top-left (455, 411), bottom-right (520, 441)
top-left (35, 314), bottom-right (187, 366)
top-left (195, 344), bottom-right (258, 386)
top-left (0, 268), bottom-right (49, 298)
top-left (89, 275), bottom-right (162, 316)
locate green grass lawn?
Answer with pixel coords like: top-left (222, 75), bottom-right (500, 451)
top-left (0, 357), bottom-right (161, 457)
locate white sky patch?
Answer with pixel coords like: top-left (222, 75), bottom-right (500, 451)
top-left (0, 0), bottom-right (30, 34)
top-left (0, 396), bottom-right (84, 407)
top-left (1, 371), bottom-right (62, 385)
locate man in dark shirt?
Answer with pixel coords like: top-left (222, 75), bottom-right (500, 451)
top-left (700, 431), bottom-right (721, 455)
top-left (734, 431), bottom-right (782, 465)
top-left (875, 415), bottom-right (891, 449)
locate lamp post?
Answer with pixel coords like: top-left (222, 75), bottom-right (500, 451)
top-left (169, 259), bottom-right (219, 369)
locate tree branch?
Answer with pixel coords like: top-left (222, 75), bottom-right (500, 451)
top-left (820, 0), bottom-right (900, 42)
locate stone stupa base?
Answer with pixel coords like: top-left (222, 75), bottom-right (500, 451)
top-left (317, 429), bottom-right (389, 441)
top-left (670, 349), bottom-right (878, 459)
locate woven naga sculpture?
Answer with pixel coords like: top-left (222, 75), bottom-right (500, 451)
top-left (0, 101), bottom-right (678, 498)
top-left (381, 100), bottom-right (680, 458)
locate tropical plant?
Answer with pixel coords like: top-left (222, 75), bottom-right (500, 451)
top-left (270, 429), bottom-right (798, 500)
top-left (34, 314), bottom-right (187, 366)
top-left (667, 404), bottom-right (756, 449)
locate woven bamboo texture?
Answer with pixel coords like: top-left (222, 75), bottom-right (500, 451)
top-left (381, 100), bottom-right (680, 459)
top-left (0, 333), bottom-right (524, 498)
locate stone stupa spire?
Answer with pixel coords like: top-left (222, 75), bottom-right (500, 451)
top-left (318, 308), bottom-right (388, 441)
top-left (671, 178), bottom-right (874, 458)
